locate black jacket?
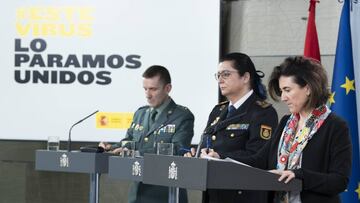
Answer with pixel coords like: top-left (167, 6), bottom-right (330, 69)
top-left (202, 93), bottom-right (278, 203)
top-left (237, 113), bottom-right (352, 203)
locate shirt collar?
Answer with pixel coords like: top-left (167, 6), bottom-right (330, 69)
top-left (151, 97), bottom-right (171, 117)
top-left (229, 90), bottom-right (253, 109)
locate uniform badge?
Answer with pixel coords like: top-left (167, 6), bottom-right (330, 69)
top-left (135, 124), bottom-right (139, 131)
top-left (226, 123), bottom-right (249, 130)
top-left (211, 117), bottom-right (220, 126)
top-left (219, 104), bottom-right (226, 111)
top-left (260, 125), bottom-right (272, 140)
top-left (162, 124), bottom-right (175, 133)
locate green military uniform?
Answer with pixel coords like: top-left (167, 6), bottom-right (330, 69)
top-left (123, 98), bottom-right (194, 203)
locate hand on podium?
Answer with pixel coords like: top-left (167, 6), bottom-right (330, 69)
top-left (98, 142), bottom-right (123, 155)
top-left (183, 148), bottom-right (196, 157)
top-left (269, 169), bottom-right (296, 184)
top-left (200, 148), bottom-right (220, 159)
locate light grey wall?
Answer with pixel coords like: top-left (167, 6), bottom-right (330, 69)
top-left (224, 0), bottom-right (340, 118)
top-left (226, 0), bottom-right (341, 55)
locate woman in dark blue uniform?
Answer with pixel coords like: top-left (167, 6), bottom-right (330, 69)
top-left (187, 52), bottom-right (278, 203)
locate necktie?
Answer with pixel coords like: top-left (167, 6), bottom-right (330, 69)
top-left (149, 110), bottom-right (158, 126)
top-left (226, 105), bottom-right (236, 118)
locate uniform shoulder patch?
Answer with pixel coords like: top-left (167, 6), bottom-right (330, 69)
top-left (260, 125), bottom-right (272, 140)
top-left (256, 100), bottom-right (272, 108)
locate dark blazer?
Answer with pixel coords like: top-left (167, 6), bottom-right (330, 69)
top-left (124, 99), bottom-right (194, 203)
top-left (238, 113), bottom-right (352, 203)
top-left (202, 93), bottom-right (278, 203)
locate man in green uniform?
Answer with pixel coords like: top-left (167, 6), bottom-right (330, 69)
top-left (100, 65), bottom-right (194, 203)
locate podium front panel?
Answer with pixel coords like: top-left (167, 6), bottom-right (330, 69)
top-left (35, 150), bottom-right (111, 173)
top-left (108, 156), bottom-right (143, 182)
top-left (143, 154), bottom-right (208, 190)
top-left (207, 160), bottom-right (302, 191)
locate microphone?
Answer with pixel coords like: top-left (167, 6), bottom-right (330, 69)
top-left (68, 110), bottom-right (99, 152)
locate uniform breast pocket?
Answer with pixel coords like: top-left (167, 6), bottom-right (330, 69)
top-left (225, 129), bottom-right (248, 149)
top-left (226, 129), bottom-right (248, 140)
top-left (157, 131), bottom-right (174, 143)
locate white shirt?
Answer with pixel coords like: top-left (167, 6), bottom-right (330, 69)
top-left (229, 90), bottom-right (254, 109)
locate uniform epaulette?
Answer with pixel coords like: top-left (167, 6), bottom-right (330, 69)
top-left (177, 105), bottom-right (190, 111)
top-left (215, 100), bottom-right (229, 111)
top-left (256, 100), bottom-right (272, 108)
top-left (137, 105), bottom-right (149, 110)
top-left (215, 100), bottom-right (229, 106)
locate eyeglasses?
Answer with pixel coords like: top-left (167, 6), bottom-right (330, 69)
top-left (214, 70), bottom-right (238, 81)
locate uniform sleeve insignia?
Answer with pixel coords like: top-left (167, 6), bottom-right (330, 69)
top-left (260, 125), bottom-right (272, 140)
top-left (256, 100), bottom-right (271, 108)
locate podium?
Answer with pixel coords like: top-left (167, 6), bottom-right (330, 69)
top-left (35, 150), bottom-right (111, 203)
top-left (143, 154), bottom-right (302, 192)
top-left (107, 156), bottom-right (144, 182)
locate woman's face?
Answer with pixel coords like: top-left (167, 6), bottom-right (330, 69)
top-left (279, 76), bottom-right (311, 114)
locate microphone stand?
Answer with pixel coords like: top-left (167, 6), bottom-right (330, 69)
top-left (195, 131), bottom-right (208, 158)
top-left (68, 110), bottom-right (99, 152)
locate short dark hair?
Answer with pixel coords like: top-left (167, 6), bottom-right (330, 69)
top-left (142, 65), bottom-right (171, 85)
top-left (268, 56), bottom-right (330, 109)
top-left (220, 52), bottom-right (267, 99)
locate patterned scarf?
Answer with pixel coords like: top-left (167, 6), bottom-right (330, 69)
top-left (275, 105), bottom-right (331, 203)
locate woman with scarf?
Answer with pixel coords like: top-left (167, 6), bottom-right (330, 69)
top-left (234, 56), bottom-right (352, 203)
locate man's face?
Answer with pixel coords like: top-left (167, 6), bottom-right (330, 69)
top-left (143, 75), bottom-right (171, 108)
top-left (217, 60), bottom-right (249, 99)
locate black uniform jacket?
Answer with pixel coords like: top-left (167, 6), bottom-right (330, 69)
top-left (237, 113), bottom-right (352, 203)
top-left (202, 93), bottom-right (278, 203)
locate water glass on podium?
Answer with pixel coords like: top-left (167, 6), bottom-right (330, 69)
top-left (121, 141), bottom-right (135, 157)
top-left (157, 142), bottom-right (174, 155)
top-left (47, 136), bottom-right (60, 151)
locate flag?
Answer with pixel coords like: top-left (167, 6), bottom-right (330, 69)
top-left (304, 0), bottom-right (321, 62)
top-left (350, 0), bottom-right (360, 151)
top-left (330, 0), bottom-right (360, 202)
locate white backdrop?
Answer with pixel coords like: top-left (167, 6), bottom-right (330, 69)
top-left (0, 0), bottom-right (220, 143)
